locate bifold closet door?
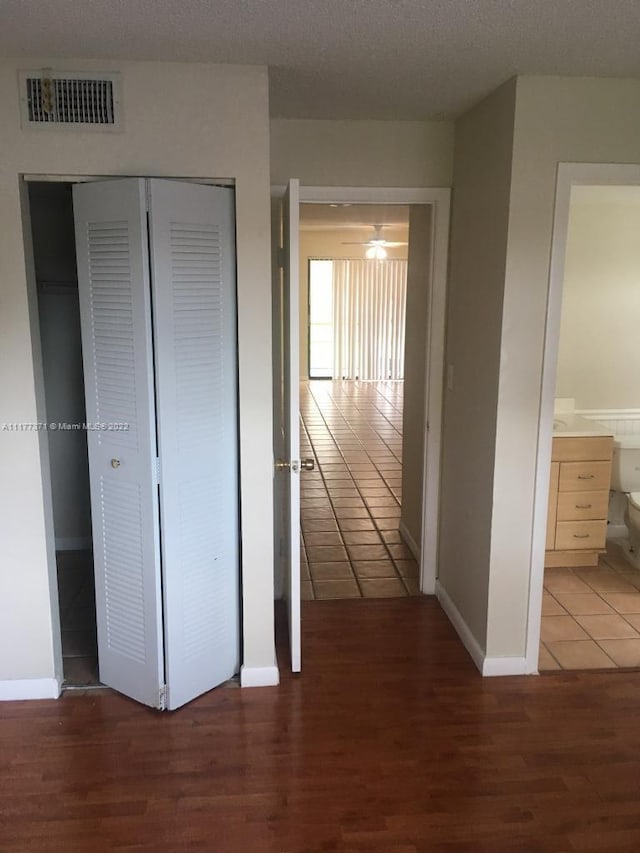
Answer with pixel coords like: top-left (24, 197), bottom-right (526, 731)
top-left (73, 179), bottom-right (164, 708)
top-left (74, 178), bottom-right (239, 711)
top-left (148, 179), bottom-right (239, 710)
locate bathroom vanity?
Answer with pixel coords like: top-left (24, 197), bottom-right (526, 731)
top-left (546, 417), bottom-right (614, 568)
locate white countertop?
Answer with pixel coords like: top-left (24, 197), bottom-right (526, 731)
top-left (552, 413), bottom-right (614, 438)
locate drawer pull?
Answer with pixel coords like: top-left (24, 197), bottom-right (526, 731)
top-left (577, 474), bottom-right (595, 480)
top-left (573, 533), bottom-right (590, 539)
top-left (575, 503), bottom-right (592, 509)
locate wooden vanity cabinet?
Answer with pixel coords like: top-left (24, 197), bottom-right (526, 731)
top-left (545, 436), bottom-right (613, 567)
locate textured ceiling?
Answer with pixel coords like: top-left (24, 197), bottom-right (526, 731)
top-left (2, 1), bottom-right (640, 119)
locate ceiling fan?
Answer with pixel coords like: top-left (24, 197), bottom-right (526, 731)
top-left (341, 224), bottom-right (408, 259)
top-left (341, 224), bottom-right (408, 248)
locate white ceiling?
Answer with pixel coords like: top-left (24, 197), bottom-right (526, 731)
top-left (2, 1), bottom-right (640, 119)
top-left (300, 203), bottom-right (410, 231)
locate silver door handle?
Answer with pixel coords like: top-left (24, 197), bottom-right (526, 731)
top-left (301, 458), bottom-right (315, 471)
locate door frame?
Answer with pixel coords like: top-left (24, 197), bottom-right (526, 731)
top-left (526, 163), bottom-right (640, 672)
top-left (290, 185), bottom-right (451, 595)
top-left (22, 172), bottom-right (242, 694)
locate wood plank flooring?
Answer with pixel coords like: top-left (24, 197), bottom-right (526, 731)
top-left (3, 597), bottom-right (640, 851)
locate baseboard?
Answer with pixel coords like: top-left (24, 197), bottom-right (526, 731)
top-left (240, 664), bottom-right (280, 688)
top-left (482, 655), bottom-right (529, 677)
top-left (435, 581), bottom-right (485, 674)
top-left (398, 520), bottom-right (420, 560)
top-left (0, 677), bottom-right (61, 701)
top-left (435, 582), bottom-right (530, 677)
top-left (55, 537), bottom-right (92, 551)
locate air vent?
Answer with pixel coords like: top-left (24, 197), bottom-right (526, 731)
top-left (20, 71), bottom-right (122, 130)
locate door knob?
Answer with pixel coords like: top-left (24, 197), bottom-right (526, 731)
top-left (301, 458), bottom-right (315, 471)
top-left (111, 458), bottom-right (121, 469)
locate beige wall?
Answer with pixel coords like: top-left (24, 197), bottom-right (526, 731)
top-left (487, 77), bottom-right (640, 658)
top-left (299, 228), bottom-right (407, 379)
top-left (400, 205), bottom-right (433, 550)
top-left (438, 79), bottom-right (517, 651)
top-left (0, 59), bottom-right (275, 689)
top-left (271, 119), bottom-right (454, 188)
top-left (556, 198), bottom-right (640, 409)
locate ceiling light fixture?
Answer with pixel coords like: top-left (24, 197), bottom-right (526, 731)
top-left (365, 244), bottom-right (387, 260)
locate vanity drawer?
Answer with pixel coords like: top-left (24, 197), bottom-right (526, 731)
top-left (555, 520), bottom-right (607, 551)
top-left (552, 436), bottom-right (613, 463)
top-left (556, 490), bottom-right (609, 521)
top-left (558, 461), bottom-right (612, 492)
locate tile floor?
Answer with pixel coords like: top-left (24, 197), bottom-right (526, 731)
top-left (56, 550), bottom-right (100, 685)
top-left (539, 542), bottom-right (640, 670)
top-left (299, 380), bottom-right (420, 599)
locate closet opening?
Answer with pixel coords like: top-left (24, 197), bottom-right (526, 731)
top-left (26, 175), bottom-right (242, 708)
top-left (29, 180), bottom-right (100, 688)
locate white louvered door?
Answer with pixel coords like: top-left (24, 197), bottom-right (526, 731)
top-left (73, 179), bottom-right (164, 708)
top-left (148, 180), bottom-right (239, 710)
top-left (74, 178), bottom-right (239, 711)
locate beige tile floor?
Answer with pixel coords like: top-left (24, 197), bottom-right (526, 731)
top-left (300, 380), bottom-right (420, 600)
top-left (539, 542), bottom-right (640, 670)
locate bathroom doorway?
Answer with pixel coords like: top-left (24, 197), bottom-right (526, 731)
top-left (532, 164), bottom-right (640, 673)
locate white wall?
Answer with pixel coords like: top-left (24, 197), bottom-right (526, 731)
top-left (438, 79), bottom-right (517, 652)
top-left (299, 227), bottom-right (407, 379)
top-left (556, 196), bottom-right (640, 409)
top-left (0, 59), bottom-right (275, 692)
top-left (488, 77), bottom-right (640, 659)
top-left (271, 119), bottom-right (453, 188)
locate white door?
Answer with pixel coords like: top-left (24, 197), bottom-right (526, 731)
top-left (74, 177), bottom-right (239, 710)
top-left (73, 179), bottom-right (164, 708)
top-left (275, 179), bottom-right (302, 672)
top-left (148, 179), bottom-right (239, 710)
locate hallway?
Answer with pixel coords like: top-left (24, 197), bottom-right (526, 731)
top-left (299, 380), bottom-right (420, 599)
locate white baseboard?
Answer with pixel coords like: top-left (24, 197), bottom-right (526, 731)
top-left (240, 664), bottom-right (280, 688)
top-left (0, 677), bottom-right (61, 701)
top-left (482, 655), bottom-right (529, 676)
top-left (55, 537), bottom-right (92, 551)
top-left (398, 520), bottom-right (420, 560)
top-left (436, 582), bottom-right (532, 677)
top-left (436, 581), bottom-right (485, 674)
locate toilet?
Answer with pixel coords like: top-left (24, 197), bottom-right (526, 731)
top-left (611, 437), bottom-right (640, 570)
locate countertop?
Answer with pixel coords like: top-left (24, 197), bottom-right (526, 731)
top-left (552, 413), bottom-right (614, 438)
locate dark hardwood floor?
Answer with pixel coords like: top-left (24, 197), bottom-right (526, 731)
top-left (2, 597), bottom-right (640, 851)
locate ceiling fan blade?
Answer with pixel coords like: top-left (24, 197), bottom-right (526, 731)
top-left (383, 241), bottom-right (408, 247)
top-left (340, 241), bottom-right (370, 245)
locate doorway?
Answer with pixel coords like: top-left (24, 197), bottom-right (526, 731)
top-left (298, 203), bottom-right (413, 598)
top-left (296, 188), bottom-right (450, 600)
top-left (530, 163), bottom-right (640, 673)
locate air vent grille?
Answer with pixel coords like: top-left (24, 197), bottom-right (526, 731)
top-left (20, 71), bottom-right (121, 129)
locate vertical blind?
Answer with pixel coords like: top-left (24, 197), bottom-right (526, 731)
top-left (332, 259), bottom-right (407, 380)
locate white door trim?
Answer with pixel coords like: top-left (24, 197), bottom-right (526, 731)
top-left (526, 162), bottom-right (640, 673)
top-left (279, 184), bottom-right (451, 597)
